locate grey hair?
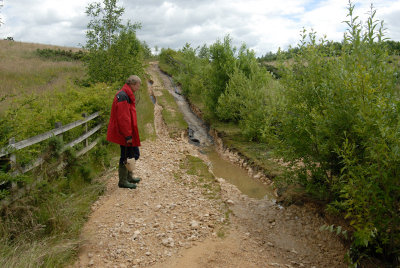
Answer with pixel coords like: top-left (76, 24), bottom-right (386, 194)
top-left (126, 75), bottom-right (141, 85)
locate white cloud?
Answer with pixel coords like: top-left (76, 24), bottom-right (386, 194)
top-left (0, 0), bottom-right (399, 55)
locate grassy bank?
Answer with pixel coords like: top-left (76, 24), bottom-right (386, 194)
top-left (152, 69), bottom-right (188, 137)
top-left (0, 40), bottom-right (85, 113)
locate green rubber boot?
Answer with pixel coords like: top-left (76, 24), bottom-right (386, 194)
top-left (127, 171), bottom-right (141, 184)
top-left (118, 164), bottom-right (137, 189)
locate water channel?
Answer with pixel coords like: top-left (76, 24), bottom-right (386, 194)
top-left (154, 70), bottom-right (274, 200)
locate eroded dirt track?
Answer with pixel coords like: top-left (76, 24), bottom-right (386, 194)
top-left (72, 63), bottom-right (347, 268)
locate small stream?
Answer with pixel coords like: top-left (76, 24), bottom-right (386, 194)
top-left (153, 70), bottom-right (274, 200)
top-left (166, 76), bottom-right (213, 147)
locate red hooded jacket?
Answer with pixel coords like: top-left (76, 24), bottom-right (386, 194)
top-left (106, 84), bottom-right (141, 147)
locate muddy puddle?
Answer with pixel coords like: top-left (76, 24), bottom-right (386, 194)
top-left (153, 69), bottom-right (275, 200)
top-left (204, 149), bottom-right (275, 199)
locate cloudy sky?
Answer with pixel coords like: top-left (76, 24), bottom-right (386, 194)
top-left (1, 0), bottom-right (400, 56)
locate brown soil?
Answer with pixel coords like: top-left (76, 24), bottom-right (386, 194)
top-left (71, 63), bottom-right (347, 268)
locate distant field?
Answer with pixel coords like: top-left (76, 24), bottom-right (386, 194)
top-left (0, 40), bottom-right (85, 113)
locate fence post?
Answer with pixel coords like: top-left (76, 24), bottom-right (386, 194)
top-left (82, 113), bottom-right (89, 147)
top-left (55, 122), bottom-right (63, 141)
top-left (9, 137), bottom-right (18, 189)
top-left (9, 137), bottom-right (16, 170)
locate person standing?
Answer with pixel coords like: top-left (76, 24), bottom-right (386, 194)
top-left (107, 75), bottom-right (142, 189)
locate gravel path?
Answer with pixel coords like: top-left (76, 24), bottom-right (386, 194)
top-left (72, 64), bottom-right (347, 268)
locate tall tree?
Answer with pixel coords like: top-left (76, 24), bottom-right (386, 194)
top-left (85, 0), bottom-right (124, 50)
top-left (84, 0), bottom-right (144, 84)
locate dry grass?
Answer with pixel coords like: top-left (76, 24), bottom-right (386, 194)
top-left (0, 40), bottom-right (85, 113)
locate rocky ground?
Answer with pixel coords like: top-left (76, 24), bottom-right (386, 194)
top-left (72, 63), bottom-right (347, 268)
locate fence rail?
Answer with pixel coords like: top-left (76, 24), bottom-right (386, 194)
top-left (0, 112), bottom-right (102, 175)
top-left (0, 112), bottom-right (100, 158)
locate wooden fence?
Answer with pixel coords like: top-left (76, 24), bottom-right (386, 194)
top-left (0, 111), bottom-right (102, 175)
top-left (0, 112), bottom-right (103, 208)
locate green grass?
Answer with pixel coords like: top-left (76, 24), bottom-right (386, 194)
top-left (179, 155), bottom-right (221, 200)
top-left (0, 40), bottom-right (85, 114)
top-left (0, 135), bottom-right (121, 267)
top-left (158, 61), bottom-right (175, 78)
top-left (136, 80), bottom-right (156, 141)
top-left (0, 155), bottom-right (112, 267)
top-left (156, 75), bottom-right (188, 137)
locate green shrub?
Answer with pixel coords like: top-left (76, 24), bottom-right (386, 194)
top-left (216, 46), bottom-right (282, 142)
top-left (277, 3), bottom-right (399, 264)
top-left (85, 28), bottom-right (145, 84)
top-left (84, 0), bottom-right (145, 84)
top-left (216, 68), bottom-right (247, 122)
top-left (205, 36), bottom-right (236, 115)
top-left (36, 48), bottom-right (86, 61)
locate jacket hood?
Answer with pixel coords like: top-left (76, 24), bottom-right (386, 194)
top-left (121, 83), bottom-right (136, 103)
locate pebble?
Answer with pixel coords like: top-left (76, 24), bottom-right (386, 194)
top-left (188, 235), bottom-right (198, 241)
top-left (132, 230), bottom-right (141, 240)
top-left (162, 237), bottom-right (175, 247)
top-left (190, 220), bottom-right (199, 229)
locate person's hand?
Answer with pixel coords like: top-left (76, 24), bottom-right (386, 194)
top-left (127, 138), bottom-right (132, 144)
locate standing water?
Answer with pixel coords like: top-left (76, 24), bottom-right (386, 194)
top-left (155, 68), bottom-right (274, 200)
top-left (206, 149), bottom-right (275, 199)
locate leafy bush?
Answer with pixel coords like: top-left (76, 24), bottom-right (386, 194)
top-left (205, 36), bottom-right (236, 115)
top-left (0, 82), bottom-right (115, 193)
top-left (84, 0), bottom-right (145, 84)
top-left (36, 48), bottom-right (86, 61)
top-left (276, 3), bottom-right (399, 264)
top-left (216, 45), bottom-right (282, 141)
top-left (85, 27), bottom-right (146, 84)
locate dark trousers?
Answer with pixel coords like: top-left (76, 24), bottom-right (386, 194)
top-left (120, 145), bottom-right (140, 165)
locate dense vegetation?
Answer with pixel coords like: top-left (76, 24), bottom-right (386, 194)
top-left (258, 40), bottom-right (400, 62)
top-left (159, 3), bottom-right (400, 266)
top-left (36, 48), bottom-right (86, 61)
top-left (0, 0), bottom-right (154, 266)
top-left (0, 41), bottom-right (86, 113)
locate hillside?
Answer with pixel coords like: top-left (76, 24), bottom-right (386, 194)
top-left (0, 40), bottom-right (85, 113)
